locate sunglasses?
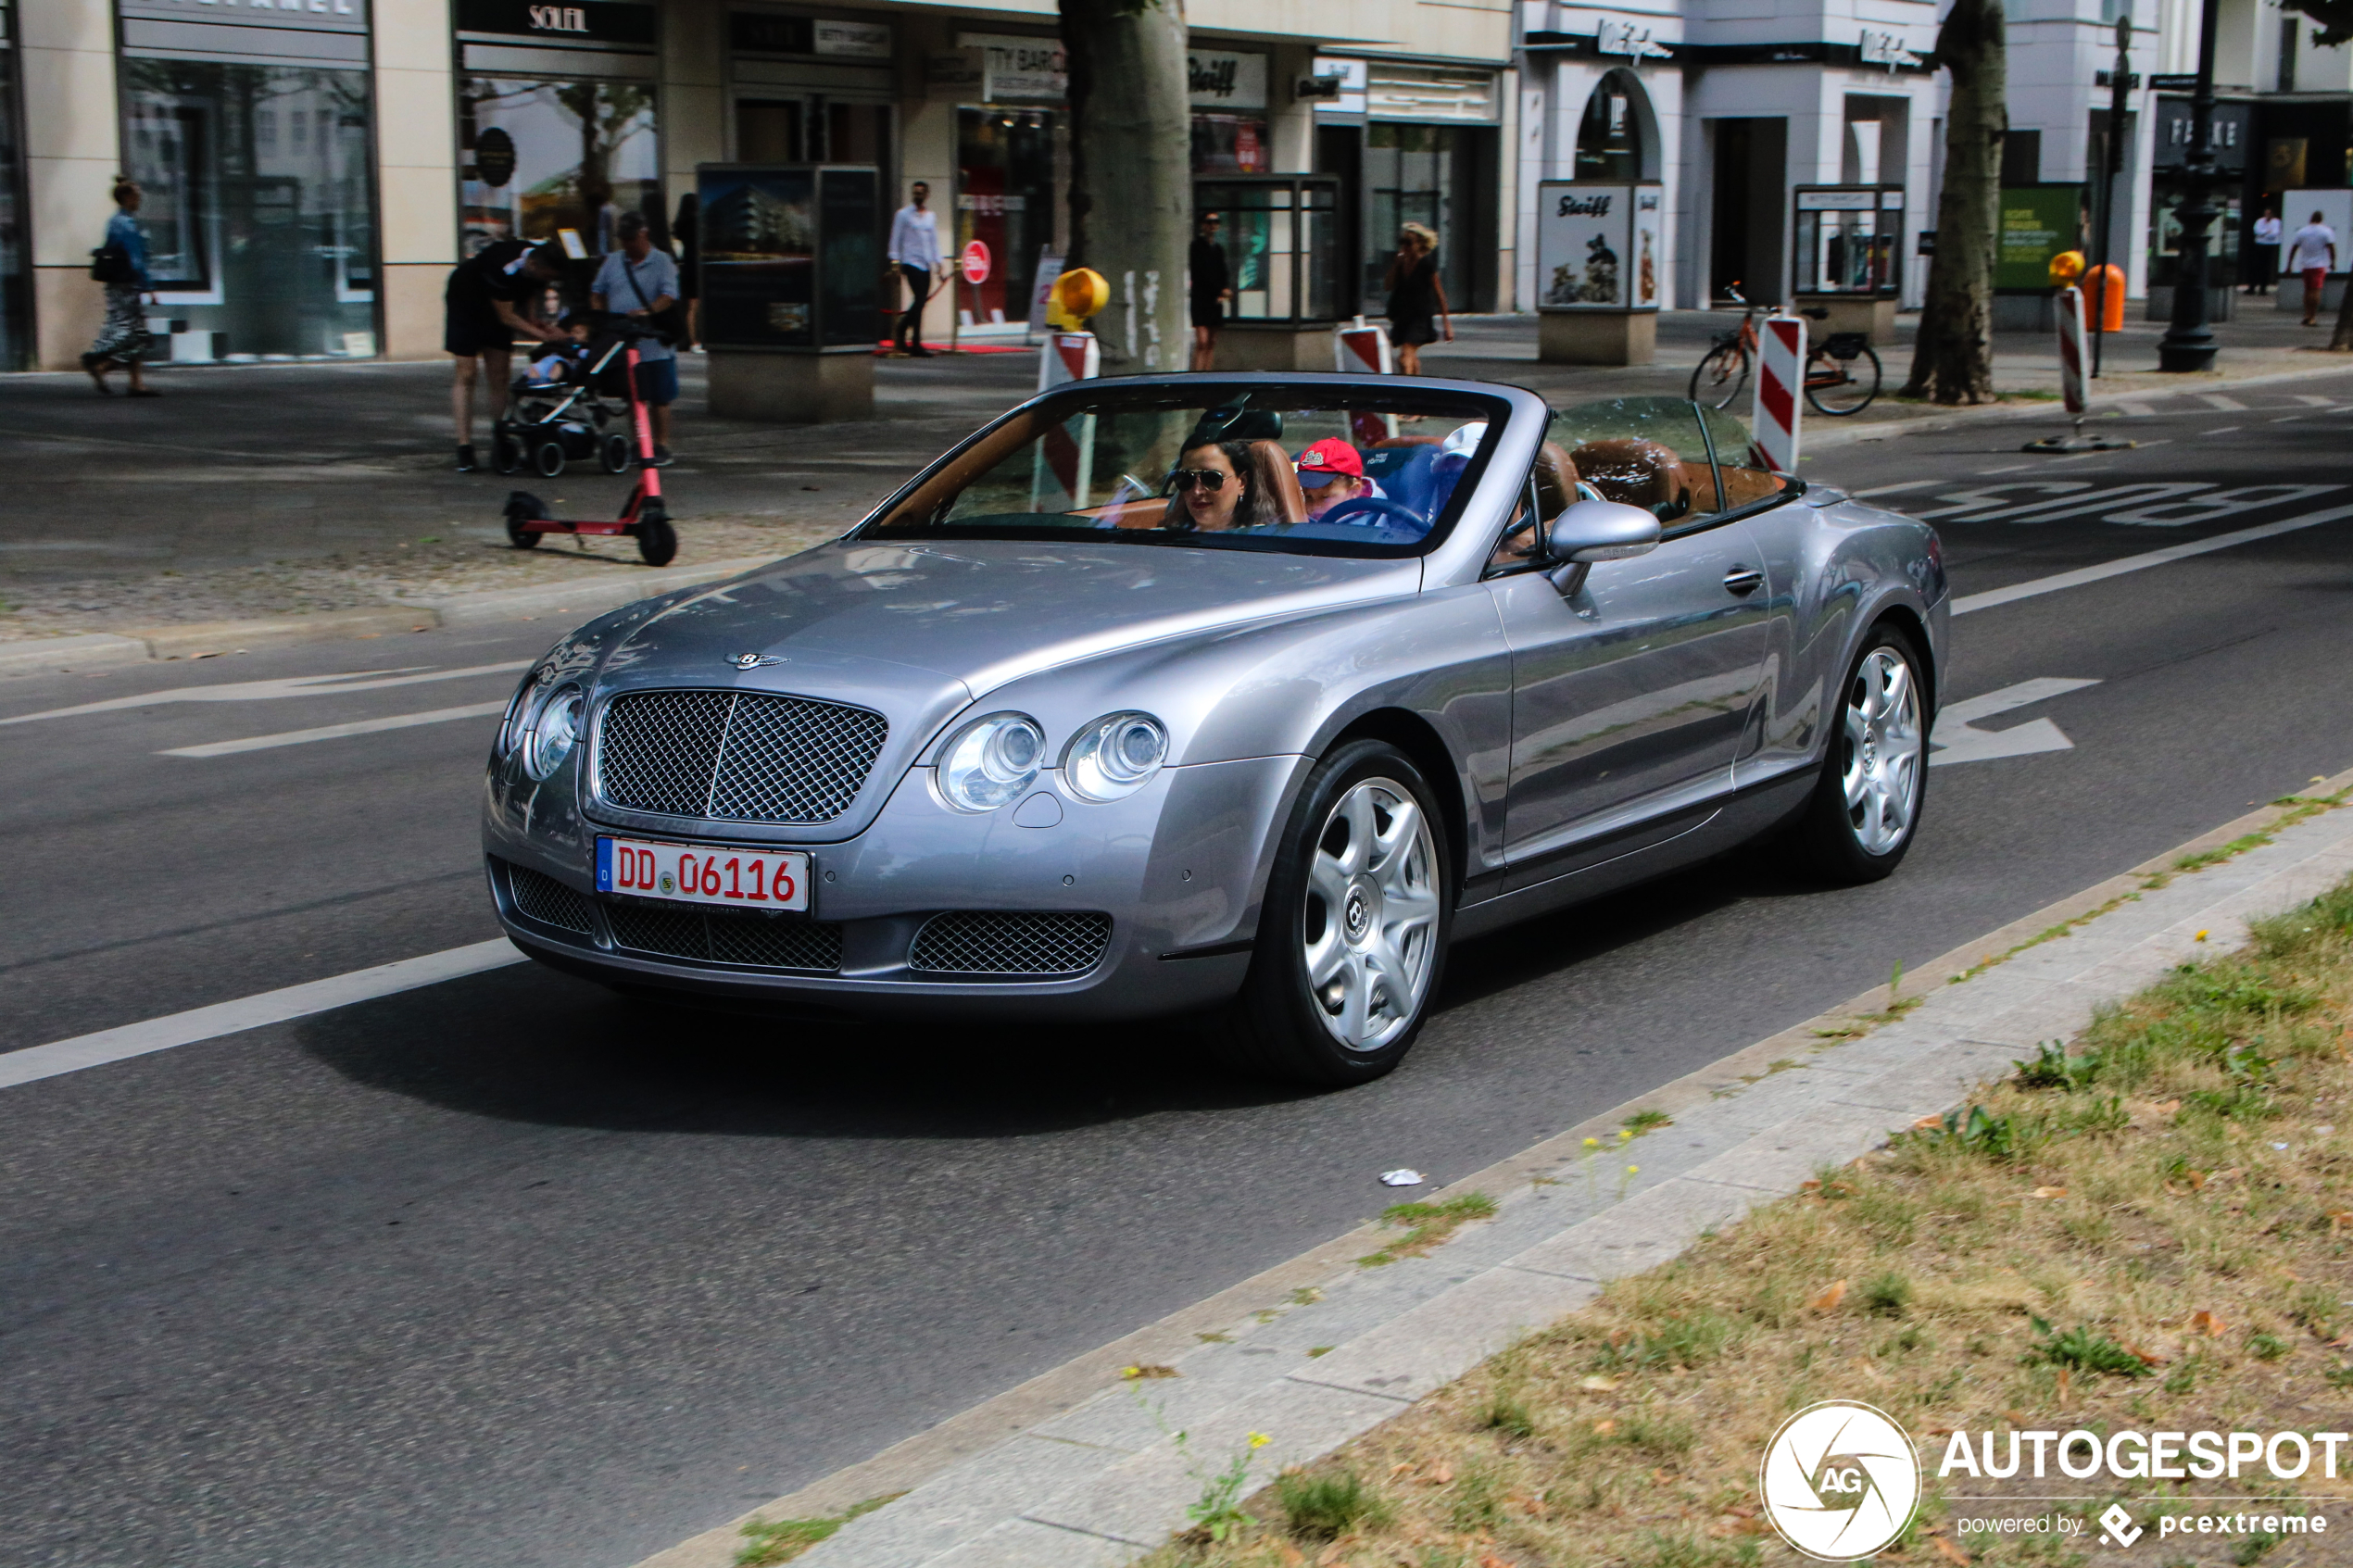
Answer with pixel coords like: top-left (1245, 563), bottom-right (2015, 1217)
top-left (1167, 469), bottom-right (1231, 493)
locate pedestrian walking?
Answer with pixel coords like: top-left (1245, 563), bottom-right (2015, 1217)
top-left (888, 181), bottom-right (944, 356)
top-left (672, 191), bottom-right (701, 350)
top-left (593, 209), bottom-right (682, 464)
top-left (1383, 222), bottom-right (1453, 375)
top-left (1189, 210), bottom-right (1232, 371)
top-left (445, 236), bottom-right (566, 471)
top-left (2251, 206), bottom-right (2281, 295)
top-left (82, 179), bottom-right (158, 397)
top-left (2288, 209), bottom-right (2337, 326)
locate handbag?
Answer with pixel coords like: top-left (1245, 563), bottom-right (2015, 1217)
top-left (620, 257), bottom-right (684, 345)
top-left (89, 242), bottom-right (134, 285)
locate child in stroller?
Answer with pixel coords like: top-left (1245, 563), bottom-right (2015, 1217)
top-left (491, 311), bottom-right (636, 478)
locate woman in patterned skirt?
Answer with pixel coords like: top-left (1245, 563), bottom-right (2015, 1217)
top-left (83, 179), bottom-right (157, 397)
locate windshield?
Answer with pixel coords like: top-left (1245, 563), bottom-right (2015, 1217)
top-left (861, 383), bottom-right (1513, 557)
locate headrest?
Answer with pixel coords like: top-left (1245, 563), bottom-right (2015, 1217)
top-left (1192, 403), bottom-right (1283, 444)
top-left (1568, 437), bottom-right (1687, 514)
top-left (1247, 440), bottom-right (1307, 525)
top-left (1531, 441), bottom-right (1579, 519)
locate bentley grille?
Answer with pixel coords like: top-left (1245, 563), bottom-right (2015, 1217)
top-left (908, 911), bottom-right (1114, 976)
top-left (606, 903), bottom-right (845, 972)
top-left (504, 861), bottom-right (595, 935)
top-left (595, 689), bottom-right (888, 824)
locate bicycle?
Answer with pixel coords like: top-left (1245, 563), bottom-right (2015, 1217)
top-left (1688, 284), bottom-right (1883, 417)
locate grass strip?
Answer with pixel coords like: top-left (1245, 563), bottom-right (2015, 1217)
top-left (1357, 1195), bottom-right (1500, 1269)
top-left (734, 1494), bottom-right (900, 1566)
top-left (1143, 872), bottom-right (2353, 1567)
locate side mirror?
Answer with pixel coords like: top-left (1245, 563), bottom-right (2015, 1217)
top-left (1546, 497), bottom-right (1661, 563)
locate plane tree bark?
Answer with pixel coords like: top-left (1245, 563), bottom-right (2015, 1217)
top-left (1059, 0), bottom-right (1192, 372)
top-left (1902, 0), bottom-right (2007, 403)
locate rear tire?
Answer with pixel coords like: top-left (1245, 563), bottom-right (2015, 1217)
top-left (1211, 740), bottom-right (1452, 1086)
top-left (1786, 622), bottom-right (1930, 883)
top-left (492, 434), bottom-right (524, 475)
top-left (1689, 342), bottom-right (1750, 409)
top-left (635, 510), bottom-right (677, 567)
top-left (1805, 345), bottom-right (1882, 416)
top-left (534, 440), bottom-right (566, 479)
top-left (599, 433), bottom-right (633, 474)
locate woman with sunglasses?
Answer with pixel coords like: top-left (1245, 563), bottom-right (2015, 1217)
top-left (1164, 438), bottom-right (1263, 531)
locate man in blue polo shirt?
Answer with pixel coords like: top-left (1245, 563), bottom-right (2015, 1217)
top-left (592, 210), bottom-right (680, 464)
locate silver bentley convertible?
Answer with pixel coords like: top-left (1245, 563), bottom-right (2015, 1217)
top-left (483, 376), bottom-right (1946, 1085)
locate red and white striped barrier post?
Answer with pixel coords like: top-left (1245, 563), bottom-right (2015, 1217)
top-left (1752, 312), bottom-right (1805, 474)
top-left (2023, 288), bottom-right (2132, 452)
top-left (1032, 331), bottom-right (1101, 510)
top-left (1335, 315), bottom-right (1391, 375)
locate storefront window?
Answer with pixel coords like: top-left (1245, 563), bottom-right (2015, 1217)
top-left (0, 27), bottom-right (27, 371)
top-left (1575, 71), bottom-right (1643, 182)
top-left (1190, 114), bottom-right (1267, 175)
top-left (459, 77), bottom-right (660, 257)
top-left (1365, 123), bottom-right (1456, 308)
top-left (1195, 177), bottom-right (1341, 322)
top-left (121, 60), bottom-right (377, 359)
top-left (955, 107), bottom-right (1053, 329)
top-left (2148, 185), bottom-right (2241, 288)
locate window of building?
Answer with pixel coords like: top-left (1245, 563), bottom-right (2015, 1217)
top-left (459, 76), bottom-right (660, 257)
top-left (1575, 70), bottom-right (1644, 182)
top-left (955, 107), bottom-right (1054, 329)
top-left (0, 29), bottom-right (27, 371)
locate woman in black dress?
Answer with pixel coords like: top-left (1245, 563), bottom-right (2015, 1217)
top-left (1383, 221), bottom-right (1453, 374)
top-left (1189, 211), bottom-right (1232, 371)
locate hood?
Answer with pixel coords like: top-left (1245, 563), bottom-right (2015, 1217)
top-left (616, 538), bottom-right (1423, 699)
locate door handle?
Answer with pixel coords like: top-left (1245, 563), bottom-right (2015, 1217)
top-left (1723, 567), bottom-right (1765, 596)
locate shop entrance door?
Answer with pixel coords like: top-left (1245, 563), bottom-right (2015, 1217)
top-left (955, 106), bottom-right (1057, 333)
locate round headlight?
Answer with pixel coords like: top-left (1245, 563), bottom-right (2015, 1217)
top-left (938, 711), bottom-right (1046, 811)
top-left (1062, 710), bottom-right (1168, 801)
top-left (497, 667), bottom-right (548, 759)
top-left (524, 685), bottom-right (585, 781)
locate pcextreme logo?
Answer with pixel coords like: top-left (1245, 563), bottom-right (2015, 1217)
top-left (1759, 1401), bottom-right (1922, 1561)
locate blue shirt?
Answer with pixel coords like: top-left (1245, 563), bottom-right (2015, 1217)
top-left (593, 247), bottom-right (679, 362)
top-left (107, 211), bottom-right (148, 288)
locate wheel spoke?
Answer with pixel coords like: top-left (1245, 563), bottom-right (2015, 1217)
top-left (1308, 852), bottom-right (1350, 914)
top-left (1368, 798), bottom-right (1422, 888)
top-left (1878, 659), bottom-right (1912, 726)
top-left (1338, 789), bottom-right (1378, 876)
top-left (1306, 927), bottom-right (1348, 989)
top-left (1332, 953), bottom-right (1371, 1041)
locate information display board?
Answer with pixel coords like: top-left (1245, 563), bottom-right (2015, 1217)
top-left (1534, 182), bottom-right (1663, 310)
top-left (698, 163), bottom-right (880, 350)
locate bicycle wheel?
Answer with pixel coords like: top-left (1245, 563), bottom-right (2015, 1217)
top-left (1806, 345), bottom-right (1882, 416)
top-left (1689, 342), bottom-right (1751, 409)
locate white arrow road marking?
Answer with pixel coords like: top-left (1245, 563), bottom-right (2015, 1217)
top-left (1, 659), bottom-right (534, 726)
top-left (0, 939), bottom-right (527, 1091)
top-left (160, 700), bottom-right (510, 757)
top-left (1952, 503), bottom-right (2353, 615)
top-left (1930, 678), bottom-right (2102, 766)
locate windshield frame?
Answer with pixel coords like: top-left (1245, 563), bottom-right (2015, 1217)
top-left (849, 378), bottom-right (1521, 560)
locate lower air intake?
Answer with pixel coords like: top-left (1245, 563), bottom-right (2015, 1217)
top-left (505, 861), bottom-right (595, 935)
top-left (907, 911), bottom-right (1114, 976)
top-left (606, 903), bottom-right (843, 972)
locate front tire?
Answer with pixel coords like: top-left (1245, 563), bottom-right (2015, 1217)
top-left (1787, 623), bottom-right (1930, 883)
top-left (1214, 741), bottom-right (1453, 1085)
top-left (1690, 342), bottom-right (1751, 409)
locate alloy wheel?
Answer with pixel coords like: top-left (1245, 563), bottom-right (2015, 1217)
top-left (1302, 777), bottom-right (1441, 1051)
top-left (1841, 646), bottom-right (1924, 855)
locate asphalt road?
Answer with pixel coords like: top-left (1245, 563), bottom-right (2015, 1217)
top-left (5, 369), bottom-right (2352, 1568)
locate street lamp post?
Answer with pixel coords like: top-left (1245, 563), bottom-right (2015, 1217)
top-left (2158, 0), bottom-right (2222, 371)
top-left (2091, 17), bottom-right (2132, 377)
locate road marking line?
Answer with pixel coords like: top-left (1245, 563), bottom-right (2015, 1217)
top-left (2, 659), bottom-right (533, 727)
top-left (160, 700), bottom-right (509, 757)
top-left (2113, 401), bottom-right (2157, 417)
top-left (2199, 393), bottom-right (2249, 410)
top-left (1930, 677), bottom-right (2102, 766)
top-left (1851, 480), bottom-right (1944, 498)
top-left (1952, 503), bottom-right (2353, 616)
top-left (2205, 425), bottom-right (2242, 435)
top-left (0, 940), bottom-right (526, 1091)
top-left (1976, 462), bottom-right (2033, 475)
top-left (2296, 394), bottom-right (2334, 406)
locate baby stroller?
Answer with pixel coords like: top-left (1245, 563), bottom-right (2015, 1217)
top-left (490, 325), bottom-right (635, 479)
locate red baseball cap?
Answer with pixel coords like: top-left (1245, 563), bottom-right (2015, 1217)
top-left (1293, 438), bottom-right (1365, 487)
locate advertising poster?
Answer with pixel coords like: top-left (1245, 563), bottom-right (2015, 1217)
top-left (1631, 186), bottom-right (1663, 307)
top-left (1994, 185), bottom-right (2085, 291)
top-left (698, 166), bottom-right (816, 348)
top-left (1537, 183), bottom-right (1629, 308)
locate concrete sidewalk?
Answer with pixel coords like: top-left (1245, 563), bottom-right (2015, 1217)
top-left (0, 309), bottom-right (2341, 654)
top-left (634, 776), bottom-right (2353, 1568)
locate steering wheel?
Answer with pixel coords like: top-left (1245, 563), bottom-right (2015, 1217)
top-left (1316, 495), bottom-right (1424, 529)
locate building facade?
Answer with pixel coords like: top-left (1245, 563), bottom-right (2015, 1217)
top-left (11, 0), bottom-right (1513, 369)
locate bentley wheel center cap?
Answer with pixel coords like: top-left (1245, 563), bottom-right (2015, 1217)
top-left (1344, 887), bottom-right (1371, 939)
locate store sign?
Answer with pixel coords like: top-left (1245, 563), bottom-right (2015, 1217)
top-left (474, 126), bottom-right (517, 188)
top-left (959, 31), bottom-right (1066, 101)
top-left (1597, 19), bottom-right (1672, 60)
top-left (457, 0), bottom-right (652, 44)
top-left (1534, 181), bottom-right (1662, 310)
top-left (120, 0), bottom-right (367, 32)
top-left (729, 12), bottom-right (892, 58)
top-left (2154, 98), bottom-right (2249, 172)
top-left (1308, 56), bottom-right (1366, 114)
top-left (1857, 30), bottom-right (1922, 68)
top-left (1189, 50), bottom-right (1268, 109)
top-left (1798, 190), bottom-right (1878, 211)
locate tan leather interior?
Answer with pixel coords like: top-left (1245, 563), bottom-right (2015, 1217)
top-left (1568, 437), bottom-right (1690, 515)
top-left (1248, 440), bottom-right (1309, 525)
top-left (1530, 441), bottom-right (1579, 519)
top-left (1371, 434), bottom-right (1441, 448)
top-left (1718, 466), bottom-right (1786, 508)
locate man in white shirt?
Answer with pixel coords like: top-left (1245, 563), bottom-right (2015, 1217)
top-left (888, 182), bottom-right (945, 357)
top-left (2287, 210), bottom-right (2337, 325)
top-left (591, 210), bottom-right (681, 463)
top-left (2251, 206), bottom-right (2281, 294)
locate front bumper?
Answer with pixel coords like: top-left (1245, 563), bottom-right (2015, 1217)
top-left (482, 751), bottom-right (1307, 1021)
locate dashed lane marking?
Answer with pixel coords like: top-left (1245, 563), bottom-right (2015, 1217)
top-left (2, 660), bottom-right (533, 726)
top-left (2199, 394), bottom-right (2250, 410)
top-left (0, 940), bottom-right (527, 1091)
top-left (160, 701), bottom-right (510, 757)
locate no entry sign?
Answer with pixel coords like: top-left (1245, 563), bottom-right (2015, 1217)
top-left (960, 240), bottom-right (992, 285)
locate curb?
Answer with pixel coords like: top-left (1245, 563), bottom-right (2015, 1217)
top-left (0, 554), bottom-right (784, 678)
top-left (632, 770), bottom-right (2353, 1568)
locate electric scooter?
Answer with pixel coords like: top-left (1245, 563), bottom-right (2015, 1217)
top-left (500, 319), bottom-right (677, 567)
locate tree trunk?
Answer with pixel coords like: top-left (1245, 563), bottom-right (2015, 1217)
top-left (1060, 0), bottom-right (1191, 373)
top-left (1901, 0), bottom-right (2006, 403)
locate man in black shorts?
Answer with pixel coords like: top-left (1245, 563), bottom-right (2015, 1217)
top-left (447, 238), bottom-right (567, 471)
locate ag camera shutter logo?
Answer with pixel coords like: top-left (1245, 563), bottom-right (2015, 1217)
top-left (1760, 1401), bottom-right (1921, 1560)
